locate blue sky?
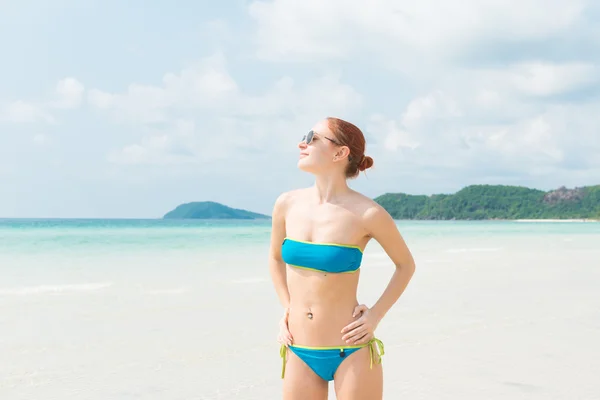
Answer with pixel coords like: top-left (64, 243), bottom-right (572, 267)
top-left (1, 0), bottom-right (599, 218)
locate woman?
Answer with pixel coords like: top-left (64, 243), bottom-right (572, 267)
top-left (268, 117), bottom-right (416, 400)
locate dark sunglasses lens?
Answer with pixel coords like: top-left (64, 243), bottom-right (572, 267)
top-left (306, 130), bottom-right (314, 144)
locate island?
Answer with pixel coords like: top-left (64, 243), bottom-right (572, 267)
top-left (163, 201), bottom-right (271, 220)
top-left (374, 184), bottom-right (600, 220)
top-left (164, 184), bottom-right (600, 221)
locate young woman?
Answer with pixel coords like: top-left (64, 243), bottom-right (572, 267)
top-left (269, 117), bottom-right (416, 400)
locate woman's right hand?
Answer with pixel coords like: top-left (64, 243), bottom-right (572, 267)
top-left (277, 308), bottom-right (293, 346)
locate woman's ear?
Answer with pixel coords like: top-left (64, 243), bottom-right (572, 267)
top-left (334, 146), bottom-right (351, 161)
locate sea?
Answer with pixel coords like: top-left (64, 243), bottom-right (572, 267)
top-left (1, 219), bottom-right (599, 399)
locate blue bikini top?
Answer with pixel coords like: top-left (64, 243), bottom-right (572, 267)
top-left (281, 237), bottom-right (363, 274)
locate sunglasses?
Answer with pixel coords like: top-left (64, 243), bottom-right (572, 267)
top-left (302, 130), bottom-right (342, 146)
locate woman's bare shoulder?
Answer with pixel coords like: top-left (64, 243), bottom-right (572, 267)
top-left (349, 191), bottom-right (389, 216)
top-left (273, 187), bottom-right (311, 211)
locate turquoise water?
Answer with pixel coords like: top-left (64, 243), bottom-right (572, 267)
top-left (1, 218), bottom-right (599, 256)
top-left (1, 218), bottom-right (599, 399)
top-left (0, 219), bottom-right (273, 255)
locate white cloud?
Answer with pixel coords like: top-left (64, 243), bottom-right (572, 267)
top-left (475, 115), bottom-right (565, 164)
top-left (88, 85), bottom-right (170, 124)
top-left (107, 119), bottom-right (206, 165)
top-left (95, 55), bottom-right (363, 166)
top-left (368, 115), bottom-right (420, 152)
top-left (473, 62), bottom-right (600, 98)
top-left (90, 45), bottom-right (598, 188)
top-left (249, 0), bottom-right (590, 64)
top-left (367, 90), bottom-right (462, 152)
top-left (370, 89), bottom-right (600, 178)
top-left (0, 77), bottom-right (85, 124)
top-left (510, 62), bottom-right (598, 97)
top-left (247, 0), bottom-right (600, 186)
top-left (87, 89), bottom-right (114, 109)
top-left (52, 77), bottom-right (85, 109)
top-left (248, 0), bottom-right (599, 184)
top-left (88, 53), bottom-right (238, 124)
top-left (0, 100), bottom-right (54, 123)
top-left (401, 90), bottom-right (462, 130)
top-left (89, 53), bottom-right (362, 125)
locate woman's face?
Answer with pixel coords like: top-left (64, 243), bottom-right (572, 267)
top-left (297, 120), bottom-right (343, 175)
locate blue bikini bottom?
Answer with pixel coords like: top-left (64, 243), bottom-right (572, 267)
top-left (280, 338), bottom-right (385, 381)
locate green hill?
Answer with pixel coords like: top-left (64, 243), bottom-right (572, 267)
top-left (374, 184), bottom-right (600, 220)
top-left (163, 201), bottom-right (270, 220)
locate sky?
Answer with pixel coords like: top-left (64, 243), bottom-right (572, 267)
top-left (1, 0), bottom-right (600, 218)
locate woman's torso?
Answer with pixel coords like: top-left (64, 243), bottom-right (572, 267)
top-left (283, 189), bottom-right (373, 347)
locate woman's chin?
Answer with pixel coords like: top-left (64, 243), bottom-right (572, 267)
top-left (297, 158), bottom-right (315, 173)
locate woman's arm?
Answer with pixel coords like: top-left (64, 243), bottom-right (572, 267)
top-left (268, 192), bottom-right (291, 309)
top-left (366, 204), bottom-right (416, 321)
top-left (341, 203), bottom-right (416, 344)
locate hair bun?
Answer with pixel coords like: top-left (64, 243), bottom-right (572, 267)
top-left (358, 155), bottom-right (374, 171)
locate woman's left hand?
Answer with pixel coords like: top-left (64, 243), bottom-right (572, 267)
top-left (340, 304), bottom-right (381, 344)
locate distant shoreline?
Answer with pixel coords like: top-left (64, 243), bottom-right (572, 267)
top-left (391, 218), bottom-right (600, 223)
top-left (375, 184), bottom-right (600, 221)
top-left (515, 219), bottom-right (599, 223)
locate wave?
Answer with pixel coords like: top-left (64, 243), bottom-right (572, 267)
top-left (228, 277), bottom-right (267, 284)
top-left (0, 282), bottom-right (113, 295)
top-left (142, 287), bottom-right (188, 295)
top-left (445, 248), bottom-right (502, 253)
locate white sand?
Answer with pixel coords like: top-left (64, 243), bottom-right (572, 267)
top-left (1, 234), bottom-right (599, 399)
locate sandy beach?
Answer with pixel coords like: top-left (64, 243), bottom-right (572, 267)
top-left (1, 220), bottom-right (599, 399)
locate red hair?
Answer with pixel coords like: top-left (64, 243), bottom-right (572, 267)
top-left (326, 117), bottom-right (374, 179)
